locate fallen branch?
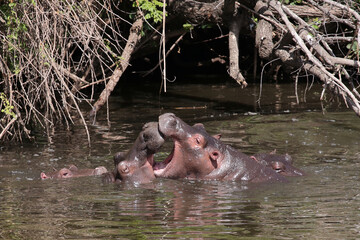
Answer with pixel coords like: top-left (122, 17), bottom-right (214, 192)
top-left (90, 11), bottom-right (144, 118)
top-left (269, 0), bottom-right (360, 114)
top-left (225, 0), bottom-right (248, 87)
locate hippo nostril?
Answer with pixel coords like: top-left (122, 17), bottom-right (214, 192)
top-left (142, 132), bottom-right (149, 142)
top-left (120, 165), bottom-right (129, 174)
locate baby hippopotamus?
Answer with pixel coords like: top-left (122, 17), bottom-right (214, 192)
top-left (40, 165), bottom-right (108, 179)
top-left (251, 152), bottom-right (304, 176)
top-left (103, 121), bottom-right (164, 184)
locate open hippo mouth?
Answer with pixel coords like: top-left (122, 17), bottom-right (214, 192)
top-left (151, 144), bottom-right (175, 176)
top-left (146, 147), bottom-right (173, 171)
top-left (150, 113), bottom-right (187, 178)
top-left (148, 113), bottom-right (219, 179)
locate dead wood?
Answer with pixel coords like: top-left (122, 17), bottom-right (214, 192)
top-left (0, 0), bottom-right (133, 142)
top-left (2, 0), bottom-right (360, 144)
top-left (89, 12), bottom-right (144, 119)
top-left (251, 0), bottom-right (360, 116)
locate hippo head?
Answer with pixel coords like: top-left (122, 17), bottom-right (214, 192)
top-left (40, 165), bottom-right (77, 179)
top-left (41, 165), bottom-right (108, 179)
top-left (251, 153), bottom-right (304, 177)
top-left (114, 122), bottom-right (165, 183)
top-left (154, 113), bottom-right (223, 179)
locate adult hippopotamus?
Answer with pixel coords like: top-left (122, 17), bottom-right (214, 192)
top-left (251, 152), bottom-right (304, 176)
top-left (153, 113), bottom-right (290, 182)
top-left (104, 121), bottom-right (164, 184)
top-left (40, 165), bottom-right (108, 179)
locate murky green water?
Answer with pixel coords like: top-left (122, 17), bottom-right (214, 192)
top-left (1, 80), bottom-right (360, 239)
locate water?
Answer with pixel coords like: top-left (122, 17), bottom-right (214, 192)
top-left (1, 80), bottom-right (360, 239)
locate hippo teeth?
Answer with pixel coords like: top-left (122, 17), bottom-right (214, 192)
top-left (154, 168), bottom-right (165, 177)
top-left (147, 154), bottom-right (155, 166)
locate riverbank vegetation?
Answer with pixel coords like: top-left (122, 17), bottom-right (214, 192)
top-left (0, 0), bottom-right (359, 143)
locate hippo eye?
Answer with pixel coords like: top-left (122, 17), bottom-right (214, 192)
top-left (194, 134), bottom-right (205, 145)
top-left (272, 162), bottom-right (285, 173)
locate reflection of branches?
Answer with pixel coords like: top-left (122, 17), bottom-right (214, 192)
top-left (0, 0), bottom-right (131, 142)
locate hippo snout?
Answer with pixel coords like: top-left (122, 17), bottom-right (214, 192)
top-left (94, 166), bottom-right (108, 175)
top-left (159, 113), bottom-right (179, 137)
top-left (142, 122), bottom-right (165, 152)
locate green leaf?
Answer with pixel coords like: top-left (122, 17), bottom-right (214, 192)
top-left (183, 23), bottom-right (194, 31)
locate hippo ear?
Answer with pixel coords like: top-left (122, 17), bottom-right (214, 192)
top-left (142, 122), bottom-right (157, 130)
top-left (212, 134), bottom-right (221, 140)
top-left (68, 165), bottom-right (78, 171)
top-left (114, 152), bottom-right (126, 166)
top-left (193, 123), bottom-right (205, 130)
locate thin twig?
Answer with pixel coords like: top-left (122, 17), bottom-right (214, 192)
top-left (0, 117), bottom-right (17, 140)
top-left (162, 0), bottom-right (167, 92)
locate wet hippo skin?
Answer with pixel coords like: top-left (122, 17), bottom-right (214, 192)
top-left (41, 165), bottom-right (108, 179)
top-left (103, 121), bottom-right (164, 184)
top-left (154, 113), bottom-right (289, 182)
top-left (251, 153), bottom-right (304, 176)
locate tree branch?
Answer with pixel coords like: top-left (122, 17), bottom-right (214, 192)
top-left (90, 11), bottom-right (144, 118)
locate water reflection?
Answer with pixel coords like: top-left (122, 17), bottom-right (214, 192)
top-left (1, 82), bottom-right (360, 239)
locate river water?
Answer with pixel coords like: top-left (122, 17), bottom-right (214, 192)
top-left (1, 79), bottom-right (360, 239)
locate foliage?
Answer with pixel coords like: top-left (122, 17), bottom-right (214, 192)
top-left (182, 23), bottom-right (194, 31)
top-left (0, 93), bottom-right (17, 119)
top-left (133, 0), bottom-right (165, 23)
top-left (346, 41), bottom-right (360, 58)
top-left (309, 17), bottom-right (321, 30)
top-left (283, 0), bottom-right (303, 5)
top-left (0, 0), bottom-right (134, 141)
top-left (2, 0), bottom-right (28, 74)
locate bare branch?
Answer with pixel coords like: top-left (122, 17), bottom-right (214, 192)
top-left (90, 11), bottom-right (144, 118)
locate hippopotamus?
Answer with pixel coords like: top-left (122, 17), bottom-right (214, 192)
top-left (40, 165), bottom-right (108, 179)
top-left (103, 121), bottom-right (165, 184)
top-left (251, 152), bottom-right (304, 176)
top-left (153, 113), bottom-right (290, 182)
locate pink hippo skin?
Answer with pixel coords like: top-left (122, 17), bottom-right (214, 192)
top-left (103, 121), bottom-right (165, 184)
top-left (250, 152), bottom-right (304, 176)
top-left (153, 113), bottom-right (293, 182)
top-left (41, 165), bottom-right (108, 179)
